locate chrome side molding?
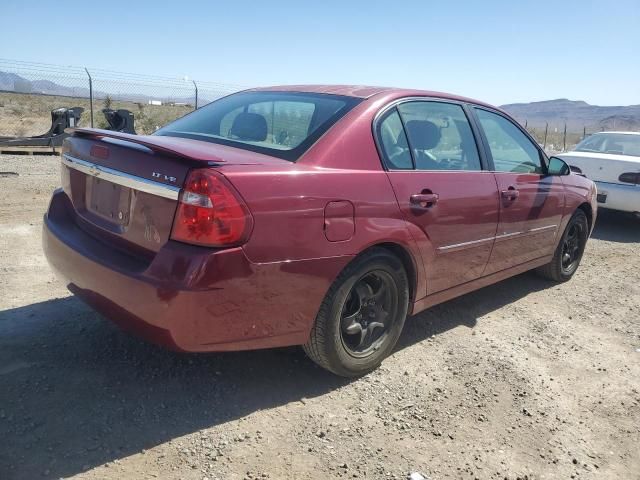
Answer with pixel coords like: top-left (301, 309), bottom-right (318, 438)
top-left (438, 225), bottom-right (558, 252)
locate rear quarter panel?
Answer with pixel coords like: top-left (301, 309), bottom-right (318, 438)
top-left (220, 164), bottom-right (425, 297)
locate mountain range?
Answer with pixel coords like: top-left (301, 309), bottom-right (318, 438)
top-left (500, 99), bottom-right (640, 132)
top-left (0, 71), bottom-right (91, 98)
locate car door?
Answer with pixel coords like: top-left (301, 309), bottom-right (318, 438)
top-left (376, 99), bottom-right (500, 295)
top-left (472, 107), bottom-right (565, 274)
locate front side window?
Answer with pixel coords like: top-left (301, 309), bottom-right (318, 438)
top-left (396, 101), bottom-right (482, 171)
top-left (155, 91), bottom-right (361, 161)
top-left (474, 108), bottom-right (543, 174)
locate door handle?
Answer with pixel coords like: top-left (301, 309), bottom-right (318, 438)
top-left (410, 192), bottom-right (439, 208)
top-left (501, 186), bottom-right (519, 200)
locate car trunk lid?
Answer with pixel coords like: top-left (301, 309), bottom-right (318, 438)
top-left (60, 128), bottom-right (279, 257)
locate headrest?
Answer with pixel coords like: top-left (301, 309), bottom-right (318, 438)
top-left (229, 112), bottom-right (268, 141)
top-left (403, 120), bottom-right (441, 150)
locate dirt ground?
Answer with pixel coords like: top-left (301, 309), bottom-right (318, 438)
top-left (1, 154), bottom-right (639, 480)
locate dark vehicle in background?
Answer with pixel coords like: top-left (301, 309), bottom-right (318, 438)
top-left (43, 85), bottom-right (597, 376)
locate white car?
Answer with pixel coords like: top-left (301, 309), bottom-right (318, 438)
top-left (558, 131), bottom-right (640, 215)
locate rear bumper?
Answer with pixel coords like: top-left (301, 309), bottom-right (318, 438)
top-left (43, 189), bottom-right (351, 352)
top-left (595, 181), bottom-right (640, 213)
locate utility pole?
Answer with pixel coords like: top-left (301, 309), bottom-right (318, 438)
top-left (192, 80), bottom-right (198, 110)
top-left (84, 67), bottom-right (94, 127)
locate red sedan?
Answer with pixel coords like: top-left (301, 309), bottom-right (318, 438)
top-left (43, 85), bottom-right (597, 376)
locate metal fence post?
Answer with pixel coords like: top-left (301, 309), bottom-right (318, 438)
top-left (543, 122), bottom-right (548, 150)
top-left (84, 67), bottom-right (94, 127)
top-left (192, 80), bottom-right (198, 110)
top-left (563, 123), bottom-right (567, 151)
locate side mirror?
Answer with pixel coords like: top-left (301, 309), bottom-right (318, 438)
top-left (547, 156), bottom-right (571, 176)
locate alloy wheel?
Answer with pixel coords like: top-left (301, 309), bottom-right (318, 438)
top-left (561, 222), bottom-right (584, 273)
top-left (340, 270), bottom-right (398, 357)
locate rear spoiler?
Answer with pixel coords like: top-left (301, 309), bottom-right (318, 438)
top-left (66, 128), bottom-right (225, 164)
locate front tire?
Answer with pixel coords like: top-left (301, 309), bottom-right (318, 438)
top-left (303, 248), bottom-right (409, 377)
top-left (536, 209), bottom-right (589, 282)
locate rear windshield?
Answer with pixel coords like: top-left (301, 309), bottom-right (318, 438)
top-left (574, 133), bottom-right (640, 157)
top-left (155, 91), bottom-right (361, 161)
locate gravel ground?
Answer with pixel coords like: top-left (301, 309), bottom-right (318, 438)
top-left (1, 154), bottom-right (639, 480)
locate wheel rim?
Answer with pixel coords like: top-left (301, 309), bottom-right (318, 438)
top-left (340, 270), bottom-right (398, 357)
top-left (561, 221), bottom-right (584, 273)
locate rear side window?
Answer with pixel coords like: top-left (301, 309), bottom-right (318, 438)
top-left (575, 133), bottom-right (640, 157)
top-left (474, 108), bottom-right (543, 174)
top-left (156, 91), bottom-right (361, 161)
top-left (396, 101), bottom-right (482, 171)
top-left (377, 109), bottom-right (413, 170)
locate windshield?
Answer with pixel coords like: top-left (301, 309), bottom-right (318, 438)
top-left (154, 91), bottom-right (361, 161)
top-left (574, 133), bottom-right (640, 157)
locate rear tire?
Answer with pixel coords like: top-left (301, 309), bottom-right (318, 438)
top-left (303, 248), bottom-right (409, 377)
top-left (536, 209), bottom-right (589, 282)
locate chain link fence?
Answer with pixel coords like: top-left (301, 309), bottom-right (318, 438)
top-left (0, 58), bottom-right (620, 155)
top-left (523, 123), bottom-right (592, 154)
top-left (0, 59), bottom-right (246, 138)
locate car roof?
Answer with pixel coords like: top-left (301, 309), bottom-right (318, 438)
top-left (249, 84), bottom-right (394, 98)
top-left (590, 131), bottom-right (640, 136)
top-left (248, 84), bottom-right (497, 109)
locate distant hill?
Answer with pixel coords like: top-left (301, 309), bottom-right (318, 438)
top-left (500, 99), bottom-right (640, 132)
top-left (0, 71), bottom-right (89, 97)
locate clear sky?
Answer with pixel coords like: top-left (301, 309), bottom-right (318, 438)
top-left (2, 0), bottom-right (639, 106)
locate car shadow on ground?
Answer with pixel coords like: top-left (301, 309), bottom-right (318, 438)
top-left (397, 271), bottom-right (554, 350)
top-left (0, 270), bottom-right (557, 480)
top-left (591, 209), bottom-right (640, 243)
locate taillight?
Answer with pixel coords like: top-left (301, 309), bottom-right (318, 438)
top-left (171, 169), bottom-right (252, 247)
top-left (618, 172), bottom-right (640, 184)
